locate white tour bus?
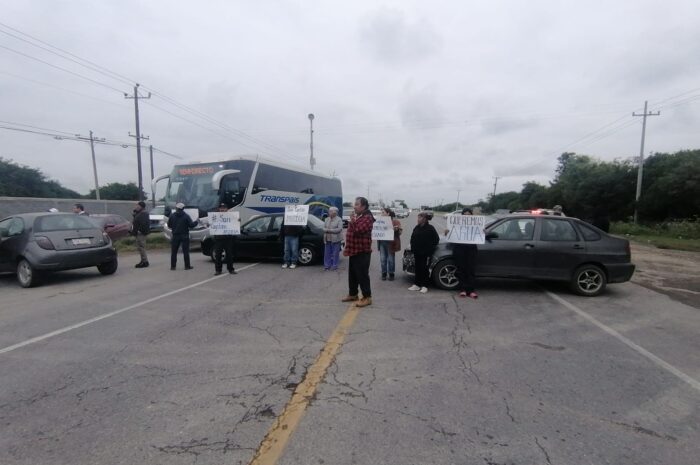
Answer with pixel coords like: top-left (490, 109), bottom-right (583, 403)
top-left (153, 156), bottom-right (343, 243)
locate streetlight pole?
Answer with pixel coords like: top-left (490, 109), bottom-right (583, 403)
top-left (308, 113), bottom-right (315, 171)
top-left (456, 189), bottom-right (461, 209)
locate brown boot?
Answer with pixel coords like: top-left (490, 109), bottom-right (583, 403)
top-left (341, 295), bottom-right (359, 302)
top-left (356, 297), bottom-right (372, 307)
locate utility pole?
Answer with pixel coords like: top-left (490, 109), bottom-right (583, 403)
top-left (76, 131), bottom-right (105, 200)
top-left (149, 145), bottom-right (155, 207)
top-left (632, 101), bottom-right (660, 223)
top-left (125, 84), bottom-right (151, 201)
top-left (492, 176), bottom-right (502, 197)
top-left (456, 189), bottom-right (461, 209)
top-left (308, 113), bottom-right (316, 171)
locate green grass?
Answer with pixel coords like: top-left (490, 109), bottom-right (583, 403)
top-left (113, 234), bottom-right (170, 253)
top-left (610, 220), bottom-right (700, 252)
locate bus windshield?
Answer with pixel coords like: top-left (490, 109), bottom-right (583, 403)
top-left (165, 161), bottom-right (255, 213)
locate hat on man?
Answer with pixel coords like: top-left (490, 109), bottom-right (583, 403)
top-left (175, 202), bottom-right (185, 210)
top-left (137, 201), bottom-right (146, 208)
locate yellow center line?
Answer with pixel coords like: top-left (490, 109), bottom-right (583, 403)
top-left (248, 302), bottom-right (363, 465)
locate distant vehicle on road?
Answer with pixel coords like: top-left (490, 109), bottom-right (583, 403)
top-left (342, 208), bottom-right (353, 228)
top-left (395, 208), bottom-right (409, 218)
top-left (89, 214), bottom-right (132, 242)
top-left (403, 214), bottom-right (634, 296)
top-left (201, 212), bottom-right (325, 265)
top-left (149, 205), bottom-right (166, 232)
top-left (0, 213), bottom-right (117, 288)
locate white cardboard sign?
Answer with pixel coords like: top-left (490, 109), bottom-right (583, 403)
top-left (445, 215), bottom-right (486, 244)
top-left (284, 204), bottom-right (309, 226)
top-left (372, 216), bottom-right (394, 241)
top-left (208, 211), bottom-right (241, 235)
top-left (184, 208), bottom-right (199, 223)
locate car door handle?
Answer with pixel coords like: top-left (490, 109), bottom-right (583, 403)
top-left (573, 244), bottom-right (585, 250)
top-left (524, 243), bottom-right (535, 249)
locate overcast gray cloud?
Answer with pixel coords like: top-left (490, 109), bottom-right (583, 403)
top-left (1, 0), bottom-right (700, 208)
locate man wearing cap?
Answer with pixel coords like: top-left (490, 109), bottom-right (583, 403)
top-left (212, 203), bottom-right (237, 275)
top-left (132, 201), bottom-right (151, 268)
top-left (167, 203), bottom-right (199, 270)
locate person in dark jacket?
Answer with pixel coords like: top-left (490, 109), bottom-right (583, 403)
top-left (132, 201), bottom-right (151, 268)
top-left (167, 202), bottom-right (198, 270)
top-left (213, 203), bottom-right (237, 275)
top-left (280, 218), bottom-right (305, 269)
top-left (409, 211), bottom-right (440, 293)
top-left (451, 207), bottom-right (478, 299)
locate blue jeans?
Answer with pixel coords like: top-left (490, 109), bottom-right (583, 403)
top-left (284, 235), bottom-right (299, 265)
top-left (378, 241), bottom-right (395, 274)
top-left (324, 241), bottom-right (341, 269)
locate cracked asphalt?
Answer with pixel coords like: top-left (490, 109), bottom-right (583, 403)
top-left (1, 220), bottom-right (699, 465)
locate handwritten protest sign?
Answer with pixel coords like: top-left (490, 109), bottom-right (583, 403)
top-left (372, 216), bottom-right (394, 241)
top-left (208, 211), bottom-right (241, 235)
top-left (184, 208), bottom-right (199, 223)
top-left (445, 215), bottom-right (486, 244)
top-left (284, 204), bottom-right (309, 226)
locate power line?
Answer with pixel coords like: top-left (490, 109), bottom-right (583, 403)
top-left (0, 22), bottom-right (135, 86)
top-left (0, 43), bottom-right (125, 94)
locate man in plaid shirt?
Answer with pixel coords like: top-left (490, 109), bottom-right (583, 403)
top-left (342, 196), bottom-right (375, 307)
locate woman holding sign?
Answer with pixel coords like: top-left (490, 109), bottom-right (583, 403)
top-left (323, 207), bottom-right (344, 270)
top-left (451, 207), bottom-right (478, 299)
top-left (377, 208), bottom-right (402, 281)
top-left (409, 211), bottom-right (439, 294)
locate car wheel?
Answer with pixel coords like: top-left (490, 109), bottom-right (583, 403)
top-left (97, 258), bottom-right (118, 275)
top-left (571, 264), bottom-right (607, 296)
top-left (298, 245), bottom-right (316, 265)
top-left (17, 259), bottom-right (40, 288)
top-left (432, 259), bottom-right (460, 290)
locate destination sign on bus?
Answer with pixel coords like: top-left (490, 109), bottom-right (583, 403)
top-left (178, 166), bottom-right (216, 176)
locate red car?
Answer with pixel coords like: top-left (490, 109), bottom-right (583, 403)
top-left (89, 214), bottom-right (132, 242)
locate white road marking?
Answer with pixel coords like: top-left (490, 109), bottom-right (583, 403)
top-left (0, 263), bottom-right (260, 355)
top-left (546, 290), bottom-right (700, 393)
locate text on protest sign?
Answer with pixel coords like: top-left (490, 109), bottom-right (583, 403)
top-left (371, 217), bottom-right (394, 241)
top-left (445, 215), bottom-right (486, 244)
top-left (208, 211), bottom-right (241, 235)
top-left (284, 204), bottom-right (309, 226)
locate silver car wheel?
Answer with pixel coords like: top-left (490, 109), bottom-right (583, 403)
top-left (298, 247), bottom-right (314, 265)
top-left (577, 269), bottom-right (602, 292)
top-left (437, 263), bottom-right (459, 288)
top-left (17, 259), bottom-right (35, 288)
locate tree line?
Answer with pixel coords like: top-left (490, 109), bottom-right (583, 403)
top-left (0, 157), bottom-right (144, 200)
top-left (476, 149), bottom-right (699, 222)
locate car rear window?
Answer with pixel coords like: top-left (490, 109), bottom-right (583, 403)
top-left (578, 222), bottom-right (602, 241)
top-left (34, 215), bottom-right (97, 232)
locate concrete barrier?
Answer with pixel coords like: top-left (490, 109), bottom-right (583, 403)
top-left (0, 197), bottom-right (141, 219)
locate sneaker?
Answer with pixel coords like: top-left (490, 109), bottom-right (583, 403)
top-left (282, 264), bottom-right (289, 269)
top-left (170, 267), bottom-right (176, 271)
top-left (408, 285), bottom-right (421, 291)
top-left (381, 274), bottom-right (387, 281)
top-left (468, 292), bottom-right (479, 299)
top-left (341, 295), bottom-right (359, 302)
top-left (229, 269), bottom-right (237, 275)
top-left (141, 262), bottom-right (149, 268)
top-left (324, 267), bottom-right (330, 271)
top-left (135, 262), bottom-right (144, 268)
top-left (214, 270), bottom-right (222, 276)
top-left (185, 266), bottom-right (194, 270)
top-left (459, 291), bottom-right (467, 298)
top-left (330, 267), bottom-right (338, 271)
top-left (388, 274), bottom-right (394, 281)
top-left (290, 264), bottom-right (297, 269)
top-left (356, 297), bottom-right (372, 307)
top-left (419, 287), bottom-right (428, 294)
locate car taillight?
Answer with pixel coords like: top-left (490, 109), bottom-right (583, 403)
top-left (35, 236), bottom-right (55, 250)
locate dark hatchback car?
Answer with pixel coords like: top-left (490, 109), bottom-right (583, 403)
top-left (89, 214), bottom-right (132, 242)
top-left (201, 213), bottom-right (325, 265)
top-left (403, 215), bottom-right (635, 296)
top-left (0, 213), bottom-right (118, 287)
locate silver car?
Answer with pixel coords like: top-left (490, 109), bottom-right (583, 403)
top-left (0, 213), bottom-right (117, 287)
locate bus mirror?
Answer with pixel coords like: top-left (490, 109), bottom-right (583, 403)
top-left (212, 170), bottom-right (240, 192)
top-left (152, 174), bottom-right (170, 195)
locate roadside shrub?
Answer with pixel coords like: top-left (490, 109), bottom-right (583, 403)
top-left (611, 217), bottom-right (700, 239)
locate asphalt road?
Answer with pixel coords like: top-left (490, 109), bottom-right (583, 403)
top-left (1, 217), bottom-right (699, 465)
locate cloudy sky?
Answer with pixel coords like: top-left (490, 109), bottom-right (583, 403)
top-left (2, 0), bottom-right (699, 207)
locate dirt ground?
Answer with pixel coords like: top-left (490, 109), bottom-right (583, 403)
top-left (630, 242), bottom-right (700, 309)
